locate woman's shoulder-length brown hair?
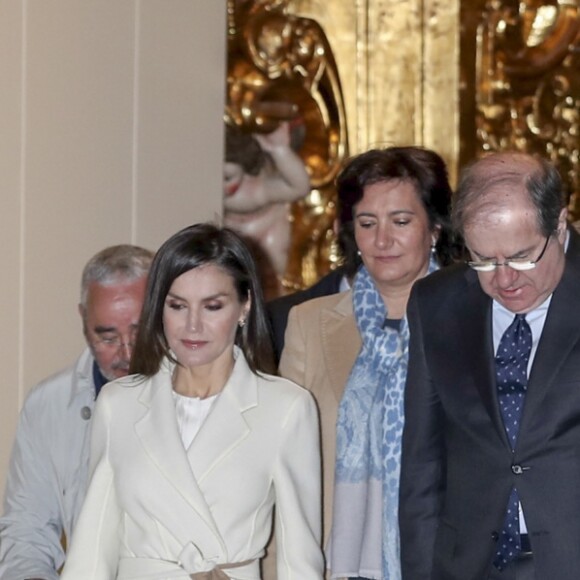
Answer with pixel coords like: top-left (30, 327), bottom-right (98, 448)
top-left (130, 223), bottom-right (276, 377)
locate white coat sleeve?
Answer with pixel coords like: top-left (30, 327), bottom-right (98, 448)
top-left (0, 393), bottom-right (65, 580)
top-left (273, 389), bottom-right (324, 580)
top-left (60, 391), bottom-right (121, 580)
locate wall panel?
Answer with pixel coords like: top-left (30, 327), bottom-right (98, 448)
top-left (0, 0), bottom-right (25, 476)
top-left (23, 1), bottom-right (137, 391)
top-left (136, 0), bottom-right (227, 250)
top-left (0, 0), bottom-right (226, 491)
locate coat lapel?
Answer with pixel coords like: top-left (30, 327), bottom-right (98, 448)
top-left (520, 231), bottom-right (580, 436)
top-left (134, 361), bottom-right (225, 552)
top-left (454, 270), bottom-right (511, 447)
top-left (188, 351), bottom-right (255, 482)
top-left (320, 291), bottom-right (361, 403)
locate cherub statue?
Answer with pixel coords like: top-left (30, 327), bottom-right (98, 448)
top-left (223, 120), bottom-right (310, 298)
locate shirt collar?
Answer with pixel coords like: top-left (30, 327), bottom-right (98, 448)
top-left (92, 361), bottom-right (109, 399)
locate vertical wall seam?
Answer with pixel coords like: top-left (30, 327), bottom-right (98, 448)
top-left (131, 0), bottom-right (141, 244)
top-left (18, 0), bottom-right (28, 409)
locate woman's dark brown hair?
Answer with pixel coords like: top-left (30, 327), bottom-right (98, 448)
top-left (335, 146), bottom-right (455, 278)
top-left (130, 223), bottom-right (276, 377)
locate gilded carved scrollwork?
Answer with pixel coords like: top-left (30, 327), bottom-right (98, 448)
top-left (475, 0), bottom-right (580, 217)
top-left (226, 0), bottom-right (348, 292)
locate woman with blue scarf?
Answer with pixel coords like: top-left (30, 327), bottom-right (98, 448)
top-left (279, 147), bottom-right (454, 579)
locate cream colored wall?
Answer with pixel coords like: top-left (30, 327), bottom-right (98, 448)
top-left (0, 0), bottom-right (226, 491)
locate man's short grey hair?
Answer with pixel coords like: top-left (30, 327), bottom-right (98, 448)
top-left (80, 244), bottom-right (154, 309)
top-left (452, 152), bottom-right (565, 238)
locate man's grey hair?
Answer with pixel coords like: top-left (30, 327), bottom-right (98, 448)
top-left (452, 152), bottom-right (565, 238)
top-left (80, 244), bottom-right (154, 309)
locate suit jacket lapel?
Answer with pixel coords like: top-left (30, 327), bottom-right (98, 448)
top-left (521, 231), bottom-right (580, 435)
top-left (454, 270), bottom-right (511, 447)
top-left (188, 351), bottom-right (255, 481)
top-left (320, 291), bottom-right (361, 403)
top-left (134, 361), bottom-right (225, 550)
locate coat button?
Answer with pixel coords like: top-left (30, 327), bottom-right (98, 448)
top-left (512, 464), bottom-right (523, 475)
top-left (491, 531), bottom-right (499, 542)
top-left (81, 406), bottom-right (92, 420)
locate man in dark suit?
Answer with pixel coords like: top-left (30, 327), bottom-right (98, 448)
top-left (399, 152), bottom-right (580, 580)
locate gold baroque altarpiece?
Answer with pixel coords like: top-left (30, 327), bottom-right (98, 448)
top-left (462, 0), bottom-right (579, 218)
top-left (226, 0), bottom-right (579, 289)
top-left (226, 0), bottom-right (349, 291)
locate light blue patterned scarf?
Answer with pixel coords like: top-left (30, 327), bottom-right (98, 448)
top-left (329, 260), bottom-right (437, 579)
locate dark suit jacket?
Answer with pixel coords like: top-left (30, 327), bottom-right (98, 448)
top-left (266, 267), bottom-right (346, 364)
top-left (400, 228), bottom-right (580, 580)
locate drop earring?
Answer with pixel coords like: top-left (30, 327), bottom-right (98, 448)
top-left (431, 238), bottom-right (437, 255)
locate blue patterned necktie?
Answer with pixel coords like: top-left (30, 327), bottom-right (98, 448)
top-left (493, 313), bottom-right (532, 570)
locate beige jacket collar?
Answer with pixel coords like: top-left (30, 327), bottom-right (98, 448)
top-left (319, 290), bottom-right (361, 403)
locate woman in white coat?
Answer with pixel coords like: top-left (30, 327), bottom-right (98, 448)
top-left (61, 223), bottom-right (324, 580)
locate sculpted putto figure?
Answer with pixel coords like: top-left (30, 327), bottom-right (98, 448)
top-left (223, 121), bottom-right (310, 297)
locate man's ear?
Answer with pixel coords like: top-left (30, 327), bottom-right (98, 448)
top-left (557, 208), bottom-right (568, 242)
top-left (79, 304), bottom-right (89, 341)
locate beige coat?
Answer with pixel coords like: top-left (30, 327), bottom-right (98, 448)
top-left (279, 290), bottom-right (361, 552)
top-left (61, 351), bottom-right (323, 580)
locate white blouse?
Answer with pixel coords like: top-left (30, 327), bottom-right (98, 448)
top-left (172, 391), bottom-right (219, 450)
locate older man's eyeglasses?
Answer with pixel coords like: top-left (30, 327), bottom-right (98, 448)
top-left (91, 330), bottom-right (137, 351)
top-left (466, 236), bottom-right (551, 272)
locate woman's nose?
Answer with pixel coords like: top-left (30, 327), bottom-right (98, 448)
top-left (188, 310), bottom-right (201, 332)
top-left (375, 224), bottom-right (393, 249)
